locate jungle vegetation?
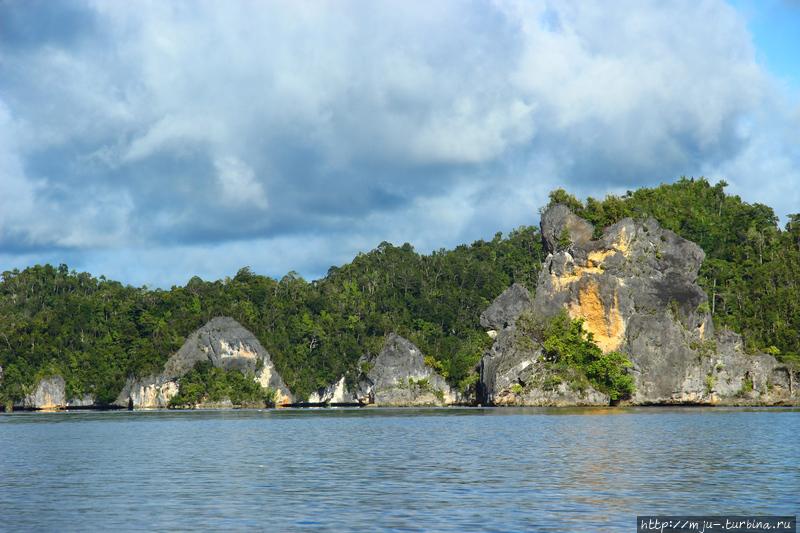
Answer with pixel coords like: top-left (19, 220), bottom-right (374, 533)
top-left (1, 178), bottom-right (797, 404)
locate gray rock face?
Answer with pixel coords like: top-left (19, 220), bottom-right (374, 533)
top-left (540, 203), bottom-right (595, 253)
top-left (359, 333), bottom-right (456, 406)
top-left (481, 205), bottom-right (799, 406)
top-left (115, 317), bottom-right (293, 408)
top-left (18, 376), bottom-right (67, 410)
top-left (480, 283), bottom-right (533, 331)
top-left (479, 326), bottom-right (609, 406)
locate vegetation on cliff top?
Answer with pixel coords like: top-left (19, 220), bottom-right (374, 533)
top-left (547, 177), bottom-right (800, 363)
top-left (0, 227), bottom-right (542, 403)
top-left (0, 178), bottom-right (797, 404)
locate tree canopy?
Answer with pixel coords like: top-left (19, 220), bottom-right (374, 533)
top-left (2, 177), bottom-right (797, 406)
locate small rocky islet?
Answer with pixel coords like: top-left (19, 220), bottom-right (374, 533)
top-left (5, 205), bottom-right (798, 410)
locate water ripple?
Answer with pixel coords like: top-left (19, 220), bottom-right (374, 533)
top-left (1, 407), bottom-right (798, 531)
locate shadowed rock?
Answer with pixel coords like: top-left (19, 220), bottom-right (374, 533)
top-left (360, 333), bottom-right (455, 406)
top-left (540, 203), bottom-right (595, 253)
top-left (479, 325), bottom-right (609, 406)
top-left (480, 283), bottom-right (533, 331)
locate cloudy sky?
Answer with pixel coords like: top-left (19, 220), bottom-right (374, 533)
top-left (1, 0), bottom-right (798, 287)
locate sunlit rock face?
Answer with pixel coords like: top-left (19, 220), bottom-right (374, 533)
top-left (481, 205), bottom-right (799, 406)
top-left (115, 317), bottom-right (293, 408)
top-left (308, 376), bottom-right (358, 404)
top-left (17, 376), bottom-right (67, 410)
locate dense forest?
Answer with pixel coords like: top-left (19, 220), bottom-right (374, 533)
top-left (1, 178), bottom-right (798, 406)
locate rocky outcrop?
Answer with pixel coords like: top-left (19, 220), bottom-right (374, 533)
top-left (18, 376), bottom-right (67, 410)
top-left (479, 324), bottom-right (609, 406)
top-left (114, 317), bottom-right (293, 408)
top-left (360, 334), bottom-right (456, 406)
top-left (540, 204), bottom-right (594, 253)
top-left (308, 376), bottom-right (360, 404)
top-left (480, 204), bottom-right (799, 406)
top-left (480, 283), bottom-right (532, 334)
top-left (309, 334), bottom-right (457, 406)
top-left (67, 394), bottom-right (96, 408)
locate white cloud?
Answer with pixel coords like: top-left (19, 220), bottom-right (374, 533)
top-left (213, 156), bottom-right (268, 209)
top-left (0, 0), bottom-right (798, 285)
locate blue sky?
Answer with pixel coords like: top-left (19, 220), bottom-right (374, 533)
top-left (732, 0), bottom-right (800, 93)
top-left (0, 0), bottom-right (799, 288)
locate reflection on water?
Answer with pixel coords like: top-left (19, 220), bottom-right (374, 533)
top-left (1, 407), bottom-right (798, 531)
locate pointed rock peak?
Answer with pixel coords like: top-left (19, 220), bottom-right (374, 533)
top-left (364, 333), bottom-right (455, 406)
top-left (540, 204), bottom-right (594, 254)
top-left (163, 316), bottom-right (269, 377)
top-left (480, 283), bottom-right (533, 331)
top-left (115, 316), bottom-right (294, 408)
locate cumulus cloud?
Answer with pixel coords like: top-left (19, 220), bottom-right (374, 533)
top-left (0, 0), bottom-right (797, 285)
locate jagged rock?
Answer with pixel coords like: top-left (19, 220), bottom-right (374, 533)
top-left (308, 376), bottom-right (359, 404)
top-left (480, 283), bottom-right (533, 331)
top-left (481, 205), bottom-right (799, 406)
top-left (540, 203), bottom-right (595, 253)
top-left (479, 326), bottom-right (609, 406)
top-left (115, 317), bottom-right (293, 408)
top-left (17, 376), bottom-right (67, 410)
top-left (359, 333), bottom-right (456, 406)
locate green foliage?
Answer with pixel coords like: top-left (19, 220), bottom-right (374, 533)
top-left (739, 375), bottom-right (754, 396)
top-left (538, 311), bottom-right (635, 401)
top-left (690, 339), bottom-right (718, 359)
top-left (548, 177), bottom-right (800, 359)
top-left (168, 361), bottom-right (275, 407)
top-left (0, 227), bottom-right (544, 402)
top-left (705, 373), bottom-right (715, 394)
top-left (510, 383), bottom-right (524, 395)
top-left (557, 227), bottom-right (572, 249)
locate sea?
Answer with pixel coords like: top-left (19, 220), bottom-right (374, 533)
top-left (1, 407), bottom-right (798, 531)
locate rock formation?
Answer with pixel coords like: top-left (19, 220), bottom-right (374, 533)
top-left (479, 283), bottom-right (532, 336)
top-left (114, 317), bottom-right (293, 408)
top-left (480, 205), bottom-right (799, 406)
top-left (17, 375), bottom-right (67, 410)
top-left (478, 290), bottom-right (609, 407)
top-left (308, 376), bottom-right (360, 404)
top-left (360, 333), bottom-right (456, 406)
top-left (308, 333), bottom-right (456, 406)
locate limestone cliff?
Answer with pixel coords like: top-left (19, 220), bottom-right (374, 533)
top-left (309, 333), bottom-right (456, 406)
top-left (478, 284), bottom-right (608, 406)
top-left (362, 333), bottom-right (456, 406)
top-left (308, 376), bottom-right (360, 404)
top-left (17, 376), bottom-right (67, 410)
top-left (480, 205), bottom-right (799, 406)
top-left (114, 317), bottom-right (293, 408)
top-left (480, 283), bottom-right (532, 336)
top-left (8, 374), bottom-right (97, 411)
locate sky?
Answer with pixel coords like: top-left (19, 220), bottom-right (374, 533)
top-left (1, 0), bottom-right (799, 288)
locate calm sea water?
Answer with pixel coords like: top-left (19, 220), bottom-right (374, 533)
top-left (1, 407), bottom-right (797, 532)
